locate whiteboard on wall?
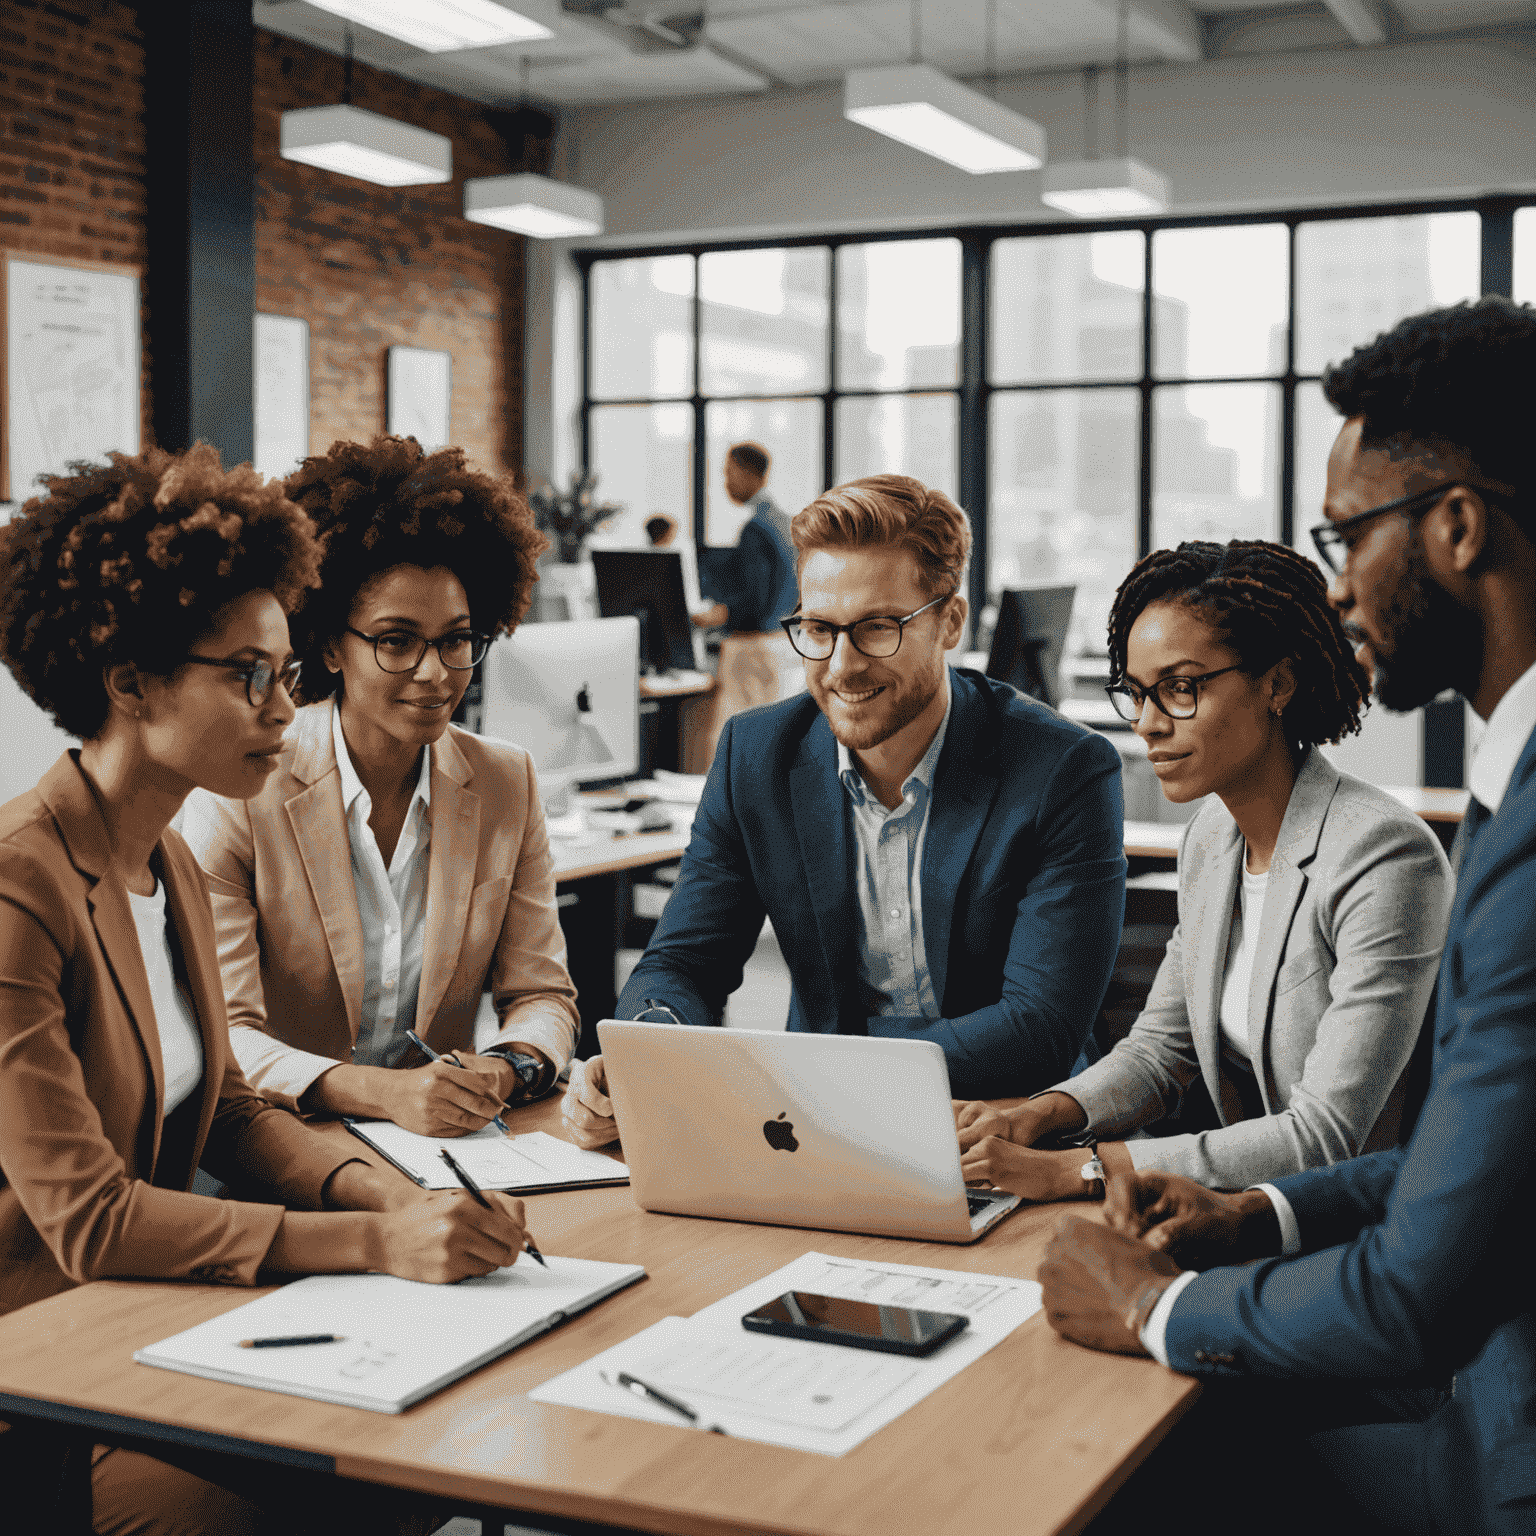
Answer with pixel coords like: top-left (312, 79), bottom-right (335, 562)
top-left (386, 346), bottom-right (451, 451)
top-left (2, 252), bottom-right (141, 510)
top-left (254, 314), bottom-right (310, 483)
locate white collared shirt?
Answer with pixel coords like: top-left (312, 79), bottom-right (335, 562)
top-left (332, 702), bottom-right (432, 1068)
top-left (127, 879), bottom-right (205, 1117)
top-left (1143, 662), bottom-right (1536, 1366)
top-left (836, 681), bottom-right (952, 1022)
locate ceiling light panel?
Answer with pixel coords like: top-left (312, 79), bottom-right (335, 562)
top-left (281, 105), bottom-right (453, 186)
top-left (306, 0), bottom-right (552, 52)
top-left (1040, 156), bottom-right (1169, 217)
top-left (844, 65), bottom-right (1045, 175)
top-left (463, 173), bottom-right (604, 238)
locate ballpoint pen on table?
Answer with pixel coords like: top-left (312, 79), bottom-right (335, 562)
top-left (404, 1028), bottom-right (512, 1137)
top-left (437, 1146), bottom-right (547, 1268)
top-left (600, 1370), bottom-right (727, 1435)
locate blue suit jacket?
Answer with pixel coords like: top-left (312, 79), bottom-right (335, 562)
top-left (1165, 719), bottom-right (1536, 1513)
top-left (616, 668), bottom-right (1127, 1098)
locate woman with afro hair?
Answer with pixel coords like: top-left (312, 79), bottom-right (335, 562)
top-left (0, 445), bottom-right (528, 1534)
top-left (182, 436), bottom-right (579, 1136)
top-left (956, 538), bottom-right (1454, 1201)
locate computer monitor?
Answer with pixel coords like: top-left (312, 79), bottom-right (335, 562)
top-left (590, 549), bottom-right (697, 675)
top-left (986, 587), bottom-right (1076, 708)
top-left (479, 617), bottom-right (640, 813)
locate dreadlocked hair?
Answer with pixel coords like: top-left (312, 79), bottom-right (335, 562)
top-left (1107, 539), bottom-right (1369, 749)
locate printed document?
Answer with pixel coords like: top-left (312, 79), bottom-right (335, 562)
top-left (346, 1121), bottom-right (628, 1191)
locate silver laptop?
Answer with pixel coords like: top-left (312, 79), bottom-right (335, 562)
top-left (596, 1021), bottom-right (1021, 1244)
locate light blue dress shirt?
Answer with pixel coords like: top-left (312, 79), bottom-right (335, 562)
top-left (836, 684), bottom-right (953, 1022)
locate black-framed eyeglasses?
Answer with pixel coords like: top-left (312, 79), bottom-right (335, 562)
top-left (780, 592), bottom-right (955, 661)
top-left (182, 654), bottom-right (302, 708)
top-left (1105, 665), bottom-right (1244, 724)
top-left (343, 627), bottom-right (490, 673)
top-left (1309, 480), bottom-right (1507, 575)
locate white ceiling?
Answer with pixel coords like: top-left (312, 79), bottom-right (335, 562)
top-left (251, 0), bottom-right (1536, 106)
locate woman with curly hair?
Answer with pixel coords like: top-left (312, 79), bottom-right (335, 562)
top-left (955, 538), bottom-right (1454, 1199)
top-left (0, 445), bottom-right (528, 1534)
top-left (182, 436), bottom-right (578, 1137)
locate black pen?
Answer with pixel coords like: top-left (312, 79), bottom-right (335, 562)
top-left (602, 1370), bottom-right (727, 1435)
top-left (438, 1147), bottom-right (547, 1268)
top-left (405, 1029), bottom-right (512, 1138)
top-left (238, 1334), bottom-right (342, 1349)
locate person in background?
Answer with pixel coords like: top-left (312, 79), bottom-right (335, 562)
top-left (697, 441), bottom-right (804, 762)
top-left (562, 475), bottom-right (1127, 1147)
top-left (0, 445), bottom-right (526, 1535)
top-left (955, 539), bottom-right (1452, 1201)
top-left (182, 437), bottom-right (578, 1137)
top-left (1037, 297), bottom-right (1536, 1536)
top-left (644, 510), bottom-right (709, 621)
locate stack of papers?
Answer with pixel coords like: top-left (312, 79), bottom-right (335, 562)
top-left (346, 1121), bottom-right (628, 1192)
top-left (530, 1251), bottom-right (1041, 1456)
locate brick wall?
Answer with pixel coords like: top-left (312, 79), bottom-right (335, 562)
top-left (0, 0), bottom-right (149, 459)
top-left (255, 30), bottom-right (537, 483)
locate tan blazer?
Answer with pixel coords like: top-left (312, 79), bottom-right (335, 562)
top-left (0, 754), bottom-right (354, 1320)
top-left (181, 702), bottom-right (580, 1111)
top-left (1059, 748), bottom-right (1454, 1188)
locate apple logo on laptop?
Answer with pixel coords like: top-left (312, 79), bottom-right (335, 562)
top-left (762, 1112), bottom-right (799, 1153)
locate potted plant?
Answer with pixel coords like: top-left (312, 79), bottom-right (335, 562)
top-left (528, 469), bottom-right (623, 564)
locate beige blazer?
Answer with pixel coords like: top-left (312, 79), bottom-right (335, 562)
top-left (1058, 748), bottom-right (1454, 1188)
top-left (181, 702), bottom-right (580, 1112)
top-left (0, 754), bottom-right (354, 1320)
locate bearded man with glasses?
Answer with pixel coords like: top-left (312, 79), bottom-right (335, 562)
top-left (562, 474), bottom-right (1127, 1149)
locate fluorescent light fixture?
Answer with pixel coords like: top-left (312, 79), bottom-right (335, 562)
top-left (844, 64), bottom-right (1045, 175)
top-left (281, 104), bottom-right (452, 186)
top-left (464, 173), bottom-right (604, 238)
top-left (307, 0), bottom-right (552, 52)
top-left (1041, 156), bottom-right (1169, 216)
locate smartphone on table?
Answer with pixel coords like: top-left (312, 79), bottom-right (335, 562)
top-left (741, 1291), bottom-right (967, 1357)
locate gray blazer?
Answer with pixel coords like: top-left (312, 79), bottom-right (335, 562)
top-left (1057, 748), bottom-right (1453, 1189)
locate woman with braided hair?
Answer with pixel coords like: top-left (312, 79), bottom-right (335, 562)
top-left (955, 537), bottom-right (1454, 1199)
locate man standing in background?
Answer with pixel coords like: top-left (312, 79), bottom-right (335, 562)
top-left (697, 441), bottom-right (803, 763)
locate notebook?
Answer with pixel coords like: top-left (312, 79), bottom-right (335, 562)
top-left (134, 1253), bottom-right (645, 1414)
top-left (345, 1120), bottom-right (628, 1192)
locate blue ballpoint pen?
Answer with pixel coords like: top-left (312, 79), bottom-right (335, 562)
top-left (404, 1028), bottom-right (512, 1137)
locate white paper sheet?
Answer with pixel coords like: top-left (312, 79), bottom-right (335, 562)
top-left (347, 1121), bottom-right (628, 1191)
top-left (135, 1253), bottom-right (644, 1414)
top-left (530, 1251), bottom-right (1042, 1456)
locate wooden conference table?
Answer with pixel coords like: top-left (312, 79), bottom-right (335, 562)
top-left (0, 1096), bottom-right (1198, 1536)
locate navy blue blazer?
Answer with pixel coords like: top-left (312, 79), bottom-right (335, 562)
top-left (1164, 719), bottom-right (1536, 1516)
top-left (616, 668), bottom-right (1127, 1098)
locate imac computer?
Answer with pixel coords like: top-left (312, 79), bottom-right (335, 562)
top-left (479, 616), bottom-right (641, 815)
top-left (986, 587), bottom-right (1076, 708)
top-left (590, 549), bottom-right (699, 675)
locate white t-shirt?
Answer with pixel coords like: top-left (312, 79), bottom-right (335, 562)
top-left (1216, 860), bottom-right (1270, 1063)
top-left (127, 880), bottom-right (205, 1116)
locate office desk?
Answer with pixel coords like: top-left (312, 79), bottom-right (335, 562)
top-left (0, 1099), bottom-right (1198, 1536)
top-left (638, 676), bottom-right (715, 776)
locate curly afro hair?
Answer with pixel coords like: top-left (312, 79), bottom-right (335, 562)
top-left (0, 444), bottom-right (322, 740)
top-left (1322, 296), bottom-right (1536, 542)
top-left (283, 436), bottom-right (548, 704)
top-left (1107, 539), bottom-right (1370, 751)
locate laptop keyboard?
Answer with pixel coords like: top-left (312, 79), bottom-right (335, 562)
top-left (967, 1191), bottom-right (996, 1216)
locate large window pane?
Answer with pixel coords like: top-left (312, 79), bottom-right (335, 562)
top-left (989, 388), bottom-right (1138, 660)
top-left (1152, 383), bottom-right (1280, 549)
top-left (836, 240), bottom-right (960, 389)
top-left (1294, 380), bottom-right (1339, 564)
top-left (704, 399), bottom-right (822, 545)
top-left (834, 394), bottom-right (958, 500)
top-left (1296, 213), bottom-right (1479, 377)
top-left (1152, 225), bottom-right (1287, 380)
top-left (587, 403), bottom-right (692, 544)
top-left (1516, 206), bottom-right (1536, 305)
top-left (700, 247), bottom-right (829, 397)
top-left (590, 256), bottom-right (694, 400)
top-left (990, 231), bottom-right (1144, 385)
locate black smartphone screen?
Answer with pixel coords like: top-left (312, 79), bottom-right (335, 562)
top-left (741, 1291), bottom-right (968, 1357)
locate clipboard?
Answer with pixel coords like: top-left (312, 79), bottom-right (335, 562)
top-left (344, 1118), bottom-right (629, 1193)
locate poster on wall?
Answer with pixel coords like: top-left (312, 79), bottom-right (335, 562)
top-left (254, 314), bottom-right (310, 483)
top-left (386, 345), bottom-right (451, 451)
top-left (2, 252), bottom-right (141, 513)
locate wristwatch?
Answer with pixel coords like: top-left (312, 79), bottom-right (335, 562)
top-left (1076, 1136), bottom-right (1106, 1200)
top-left (481, 1047), bottom-right (550, 1102)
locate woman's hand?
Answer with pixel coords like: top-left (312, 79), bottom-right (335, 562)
top-left (371, 1190), bottom-right (528, 1284)
top-left (953, 1091), bottom-right (1088, 1152)
top-left (959, 1138), bottom-right (1093, 1202)
top-left (382, 1061), bottom-right (509, 1138)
